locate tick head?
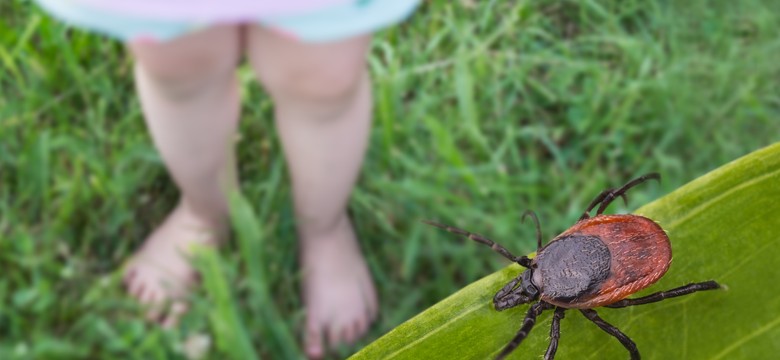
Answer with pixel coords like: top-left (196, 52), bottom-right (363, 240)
top-left (493, 269), bottom-right (540, 310)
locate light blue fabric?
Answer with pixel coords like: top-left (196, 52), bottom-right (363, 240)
top-left (263, 0), bottom-right (419, 42)
top-left (33, 0), bottom-right (420, 43)
top-left (35, 0), bottom-right (199, 42)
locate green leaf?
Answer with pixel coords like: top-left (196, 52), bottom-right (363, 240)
top-left (351, 143), bottom-right (780, 360)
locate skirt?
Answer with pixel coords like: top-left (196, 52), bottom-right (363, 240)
top-left (33, 0), bottom-right (421, 43)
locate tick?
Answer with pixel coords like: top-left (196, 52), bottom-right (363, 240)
top-left (424, 173), bottom-right (720, 360)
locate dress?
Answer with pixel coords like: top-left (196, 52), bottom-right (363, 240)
top-left (33, 0), bottom-right (421, 43)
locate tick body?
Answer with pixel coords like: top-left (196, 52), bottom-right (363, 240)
top-left (537, 214), bottom-right (671, 309)
top-left (425, 173), bottom-right (720, 360)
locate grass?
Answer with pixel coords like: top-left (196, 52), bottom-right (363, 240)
top-left (1, 0), bottom-right (779, 358)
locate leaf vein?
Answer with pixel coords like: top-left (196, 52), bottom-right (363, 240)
top-left (710, 311), bottom-right (780, 360)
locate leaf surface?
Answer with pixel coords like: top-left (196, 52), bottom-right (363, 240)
top-left (351, 143), bottom-right (780, 359)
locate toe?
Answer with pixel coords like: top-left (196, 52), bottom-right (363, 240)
top-left (368, 290), bottom-right (379, 321)
top-left (327, 322), bottom-right (343, 350)
top-left (342, 320), bottom-right (362, 345)
top-left (161, 301), bottom-right (188, 329)
top-left (354, 318), bottom-right (368, 340)
top-left (144, 292), bottom-right (164, 323)
top-left (126, 275), bottom-right (143, 298)
top-left (304, 324), bottom-right (325, 360)
top-left (145, 305), bottom-right (163, 323)
top-left (123, 268), bottom-right (137, 286)
top-left (140, 284), bottom-right (161, 305)
top-left (341, 324), bottom-right (355, 345)
top-left (366, 296), bottom-right (378, 322)
top-left (360, 279), bottom-right (379, 322)
top-left (133, 282), bottom-right (148, 302)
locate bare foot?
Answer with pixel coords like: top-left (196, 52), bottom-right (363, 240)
top-left (123, 202), bottom-right (225, 327)
top-left (300, 215), bottom-right (379, 359)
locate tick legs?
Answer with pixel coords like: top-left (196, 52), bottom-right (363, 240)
top-left (580, 188), bottom-right (628, 220)
top-left (544, 307), bottom-right (566, 360)
top-left (580, 173), bottom-right (661, 219)
top-left (596, 173), bottom-right (660, 215)
top-left (422, 220), bottom-right (530, 266)
top-left (521, 210), bottom-right (543, 250)
top-left (606, 280), bottom-right (720, 308)
top-left (580, 309), bottom-right (640, 360)
top-left (496, 301), bottom-right (552, 360)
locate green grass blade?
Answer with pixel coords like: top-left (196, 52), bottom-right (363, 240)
top-left (194, 247), bottom-right (259, 360)
top-left (350, 142), bottom-right (780, 360)
top-left (228, 191), bottom-right (302, 359)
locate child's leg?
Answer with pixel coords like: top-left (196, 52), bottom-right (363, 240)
top-left (124, 25), bottom-right (242, 327)
top-left (246, 26), bottom-right (377, 358)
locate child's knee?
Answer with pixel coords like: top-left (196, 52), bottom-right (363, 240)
top-left (130, 25), bottom-right (241, 99)
top-left (247, 29), bottom-right (371, 106)
top-left (259, 59), bottom-right (367, 106)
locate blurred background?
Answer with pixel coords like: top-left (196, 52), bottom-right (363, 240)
top-left (1, 0), bottom-right (779, 358)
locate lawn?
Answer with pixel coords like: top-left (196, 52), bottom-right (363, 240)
top-left (1, 0), bottom-right (779, 359)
